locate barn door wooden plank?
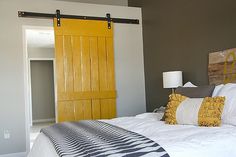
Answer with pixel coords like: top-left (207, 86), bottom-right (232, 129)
top-left (106, 37), bottom-right (116, 118)
top-left (90, 37), bottom-right (101, 119)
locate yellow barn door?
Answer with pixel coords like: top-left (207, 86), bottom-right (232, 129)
top-left (54, 18), bottom-right (116, 122)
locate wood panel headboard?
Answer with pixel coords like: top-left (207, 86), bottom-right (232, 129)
top-left (208, 48), bottom-right (236, 85)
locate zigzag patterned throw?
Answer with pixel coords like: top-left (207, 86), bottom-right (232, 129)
top-left (41, 120), bottom-right (169, 157)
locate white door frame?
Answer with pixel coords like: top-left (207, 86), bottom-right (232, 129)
top-left (22, 25), bottom-right (56, 153)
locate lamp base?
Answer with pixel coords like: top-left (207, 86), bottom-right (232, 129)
top-left (172, 88), bottom-right (175, 94)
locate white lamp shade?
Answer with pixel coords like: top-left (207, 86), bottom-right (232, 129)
top-left (163, 71), bottom-right (183, 88)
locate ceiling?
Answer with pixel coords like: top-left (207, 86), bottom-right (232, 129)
top-left (56, 0), bottom-right (128, 6)
top-left (26, 29), bottom-right (55, 48)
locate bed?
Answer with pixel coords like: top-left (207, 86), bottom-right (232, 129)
top-left (29, 48), bottom-right (236, 157)
top-left (29, 112), bottom-right (236, 157)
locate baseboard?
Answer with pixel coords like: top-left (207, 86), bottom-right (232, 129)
top-left (0, 152), bottom-right (27, 157)
top-left (33, 118), bottom-right (55, 124)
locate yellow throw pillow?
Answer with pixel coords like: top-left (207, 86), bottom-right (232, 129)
top-left (165, 94), bottom-right (225, 127)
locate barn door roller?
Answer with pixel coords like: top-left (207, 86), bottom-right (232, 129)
top-left (106, 13), bottom-right (111, 29)
top-left (56, 10), bottom-right (61, 27)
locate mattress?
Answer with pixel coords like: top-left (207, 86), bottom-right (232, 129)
top-left (28, 113), bottom-right (236, 157)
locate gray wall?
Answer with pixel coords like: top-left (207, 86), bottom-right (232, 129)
top-left (57, 0), bottom-right (128, 6)
top-left (31, 61), bottom-right (55, 122)
top-left (0, 0), bottom-right (145, 155)
top-left (128, 0), bottom-right (236, 111)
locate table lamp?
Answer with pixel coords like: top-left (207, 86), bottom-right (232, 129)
top-left (163, 71), bottom-right (183, 93)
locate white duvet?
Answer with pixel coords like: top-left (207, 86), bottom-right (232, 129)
top-left (29, 113), bottom-right (236, 157)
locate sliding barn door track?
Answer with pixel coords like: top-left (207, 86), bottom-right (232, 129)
top-left (18, 10), bottom-right (139, 29)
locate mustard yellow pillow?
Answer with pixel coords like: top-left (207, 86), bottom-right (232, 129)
top-left (165, 94), bottom-right (225, 127)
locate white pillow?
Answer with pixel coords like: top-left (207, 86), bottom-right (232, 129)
top-left (183, 82), bottom-right (197, 87)
top-left (212, 84), bottom-right (224, 97)
top-left (135, 113), bottom-right (164, 121)
top-left (215, 83), bottom-right (236, 125)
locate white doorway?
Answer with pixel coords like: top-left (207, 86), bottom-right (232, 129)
top-left (29, 59), bottom-right (56, 126)
top-left (30, 60), bottom-right (55, 124)
top-left (23, 26), bottom-right (56, 150)
top-left (29, 59), bottom-right (56, 147)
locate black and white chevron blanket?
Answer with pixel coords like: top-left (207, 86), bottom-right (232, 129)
top-left (41, 120), bottom-right (169, 157)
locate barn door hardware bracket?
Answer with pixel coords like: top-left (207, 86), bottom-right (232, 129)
top-left (56, 10), bottom-right (61, 27)
top-left (106, 13), bottom-right (111, 29)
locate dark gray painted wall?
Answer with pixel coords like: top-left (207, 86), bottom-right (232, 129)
top-left (128, 0), bottom-right (236, 111)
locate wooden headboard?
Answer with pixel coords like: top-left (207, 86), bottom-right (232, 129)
top-left (208, 48), bottom-right (236, 85)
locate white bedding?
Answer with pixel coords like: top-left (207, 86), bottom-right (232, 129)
top-left (28, 113), bottom-right (236, 157)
